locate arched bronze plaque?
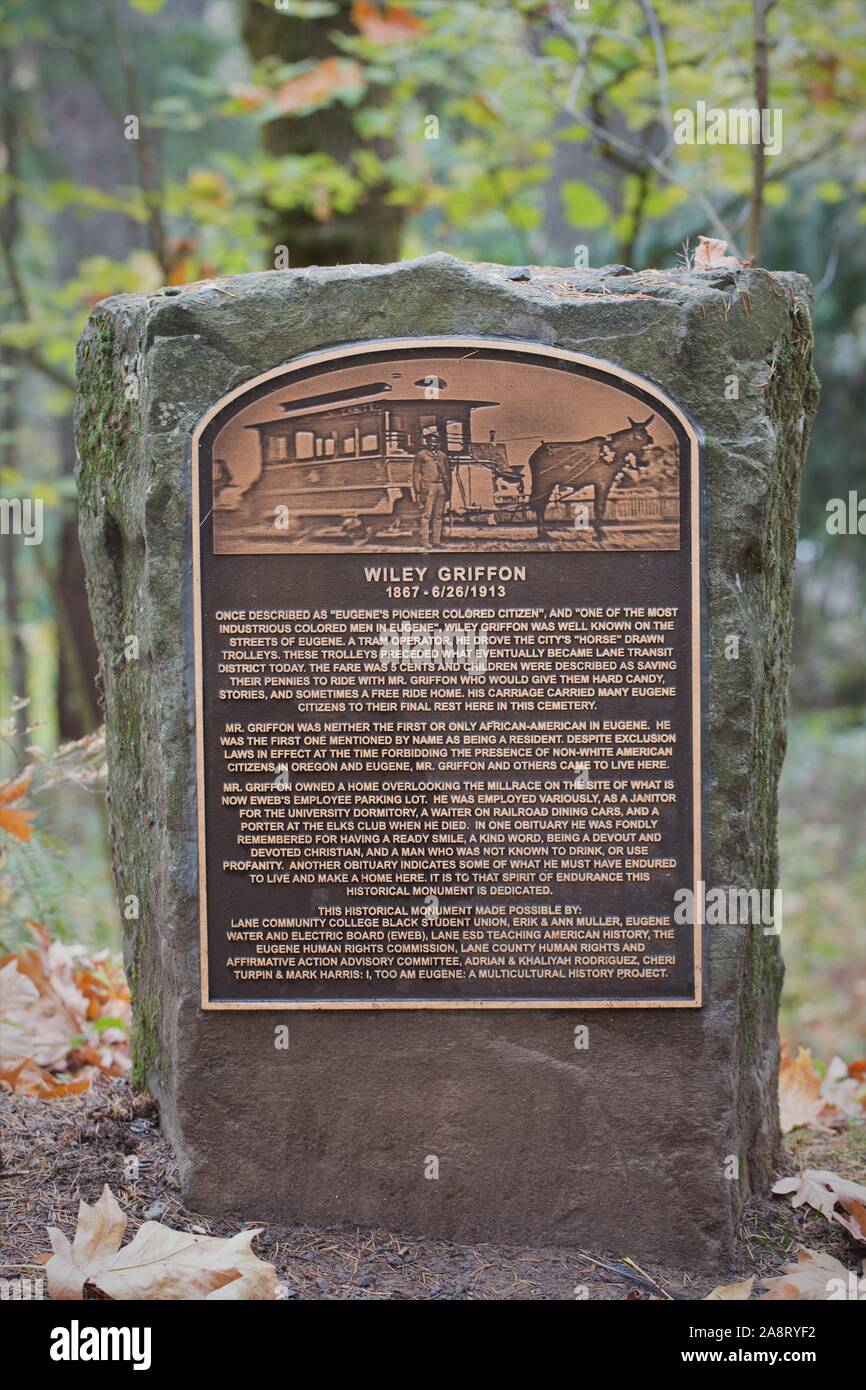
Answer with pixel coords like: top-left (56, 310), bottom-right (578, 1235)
top-left (192, 338), bottom-right (703, 1009)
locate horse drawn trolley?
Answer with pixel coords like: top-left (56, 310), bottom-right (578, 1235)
top-left (221, 382), bottom-right (526, 546)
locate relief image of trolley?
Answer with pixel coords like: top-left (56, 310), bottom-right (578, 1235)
top-left (213, 380), bottom-right (526, 550)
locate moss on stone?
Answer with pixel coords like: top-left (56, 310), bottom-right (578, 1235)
top-left (75, 315), bottom-right (137, 516)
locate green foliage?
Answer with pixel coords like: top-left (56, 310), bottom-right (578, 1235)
top-left (561, 180), bottom-right (609, 229)
top-left (0, 0), bottom-right (864, 729)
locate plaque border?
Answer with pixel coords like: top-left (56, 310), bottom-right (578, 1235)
top-left (191, 337), bottom-right (704, 1011)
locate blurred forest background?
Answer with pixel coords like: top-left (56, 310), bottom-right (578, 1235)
top-left (0, 0), bottom-right (863, 1057)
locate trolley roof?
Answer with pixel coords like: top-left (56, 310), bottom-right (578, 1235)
top-left (245, 391), bottom-right (500, 430)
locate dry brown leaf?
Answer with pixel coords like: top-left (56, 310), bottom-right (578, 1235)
top-left (772, 1171), bottom-right (839, 1219)
top-left (352, 1), bottom-right (425, 43)
top-left (0, 959), bottom-right (83, 1070)
top-left (0, 1057), bottom-right (90, 1098)
top-left (773, 1168), bottom-right (866, 1245)
top-left (821, 1055), bottom-right (866, 1120)
top-left (693, 235), bottom-right (749, 272)
top-left (835, 1198), bottom-right (866, 1244)
top-left (47, 1186), bottom-right (278, 1301)
top-left (704, 1276), bottom-right (754, 1300)
top-left (760, 1246), bottom-right (853, 1300)
top-left (0, 924), bottom-right (130, 1087)
top-left (273, 58), bottom-right (363, 115)
top-left (0, 771), bottom-right (36, 843)
top-left (805, 1170), bottom-right (866, 1206)
top-left (779, 1044), bottom-right (826, 1132)
top-left (807, 1171), bottom-right (866, 1244)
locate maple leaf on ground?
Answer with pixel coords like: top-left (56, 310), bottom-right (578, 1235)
top-left (273, 58), bottom-right (364, 116)
top-left (773, 1171), bottom-right (838, 1219)
top-left (774, 1169), bottom-right (866, 1243)
top-left (759, 1246), bottom-right (855, 1300)
top-left (693, 235), bottom-right (750, 271)
top-left (704, 1276), bottom-right (754, 1300)
top-left (0, 771), bottom-right (36, 842)
top-left (351, 1), bottom-right (425, 44)
top-left (47, 1187), bottom-right (278, 1300)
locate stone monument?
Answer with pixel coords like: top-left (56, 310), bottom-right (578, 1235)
top-left (75, 255), bottom-right (818, 1265)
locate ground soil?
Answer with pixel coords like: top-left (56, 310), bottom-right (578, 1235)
top-left (1, 1075), bottom-right (862, 1301)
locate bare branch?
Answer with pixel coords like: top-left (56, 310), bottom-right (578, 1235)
top-left (529, 3), bottom-right (741, 252)
top-left (638, 0), bottom-right (675, 146)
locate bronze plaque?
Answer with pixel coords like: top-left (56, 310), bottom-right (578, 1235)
top-left (192, 338), bottom-right (703, 1009)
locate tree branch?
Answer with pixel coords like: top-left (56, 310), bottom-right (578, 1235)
top-left (530, 3), bottom-right (741, 252)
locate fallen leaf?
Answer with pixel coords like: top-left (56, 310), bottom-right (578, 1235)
top-left (821, 1055), bottom-right (866, 1119)
top-left (0, 772), bottom-right (36, 842)
top-left (47, 1186), bottom-right (278, 1301)
top-left (0, 959), bottom-right (83, 1070)
top-left (773, 1168), bottom-right (866, 1241)
top-left (760, 1246), bottom-right (853, 1300)
top-left (704, 1276), bottom-right (754, 1300)
top-left (352, 1), bottom-right (425, 43)
top-left (693, 235), bottom-right (749, 271)
top-left (273, 58), bottom-right (364, 115)
top-left (772, 1171), bottom-right (839, 1219)
top-left (806, 1170), bottom-right (866, 1207)
top-left (835, 1199), bottom-right (866, 1244)
top-left (0, 1057), bottom-right (90, 1098)
top-left (779, 1044), bottom-right (826, 1132)
top-left (806, 1171), bottom-right (866, 1244)
top-left (0, 924), bottom-right (130, 1086)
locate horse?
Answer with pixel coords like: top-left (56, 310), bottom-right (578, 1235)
top-left (527, 415), bottom-right (656, 542)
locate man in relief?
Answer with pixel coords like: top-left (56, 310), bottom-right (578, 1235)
top-left (412, 433), bottom-right (452, 549)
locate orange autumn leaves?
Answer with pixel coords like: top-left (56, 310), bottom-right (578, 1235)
top-left (0, 771), bottom-right (36, 844)
top-left (779, 1042), bottom-right (866, 1134)
top-left (351, 0), bottom-right (424, 44)
top-left (0, 923), bottom-right (130, 1098)
top-left (230, 3), bottom-right (424, 116)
